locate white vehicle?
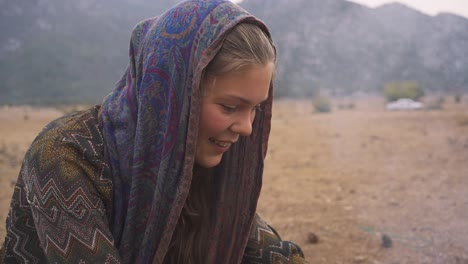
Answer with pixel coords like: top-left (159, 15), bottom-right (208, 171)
top-left (386, 98), bottom-right (424, 111)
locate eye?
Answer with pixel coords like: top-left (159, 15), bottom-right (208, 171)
top-left (220, 104), bottom-right (237, 113)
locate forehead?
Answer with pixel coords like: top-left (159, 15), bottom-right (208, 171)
top-left (205, 63), bottom-right (274, 103)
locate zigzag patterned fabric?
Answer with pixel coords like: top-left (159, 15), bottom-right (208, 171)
top-left (243, 215), bottom-right (308, 264)
top-left (0, 106), bottom-right (120, 263)
top-left (0, 107), bottom-right (308, 263)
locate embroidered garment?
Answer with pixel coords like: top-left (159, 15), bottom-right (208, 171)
top-left (1, 107), bottom-right (119, 263)
top-left (0, 107), bottom-right (307, 263)
top-left (243, 215), bottom-right (307, 264)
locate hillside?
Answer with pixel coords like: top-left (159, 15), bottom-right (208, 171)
top-left (0, 0), bottom-right (179, 104)
top-left (241, 0), bottom-right (468, 96)
top-left (1, 0), bottom-right (468, 104)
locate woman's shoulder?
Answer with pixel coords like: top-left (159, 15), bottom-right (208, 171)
top-left (27, 105), bottom-right (104, 162)
top-left (21, 105), bottom-right (110, 190)
top-left (34, 105), bottom-right (102, 147)
top-left (19, 105), bottom-right (113, 214)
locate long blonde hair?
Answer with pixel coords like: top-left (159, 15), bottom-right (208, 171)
top-left (163, 22), bottom-right (276, 264)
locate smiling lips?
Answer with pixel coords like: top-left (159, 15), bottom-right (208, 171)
top-left (209, 138), bottom-right (234, 148)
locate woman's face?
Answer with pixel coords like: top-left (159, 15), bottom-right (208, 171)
top-left (196, 63), bottom-right (274, 168)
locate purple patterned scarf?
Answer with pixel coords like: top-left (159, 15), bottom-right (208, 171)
top-left (99, 0), bottom-right (273, 263)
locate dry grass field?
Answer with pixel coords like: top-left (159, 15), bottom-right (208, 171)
top-left (1, 98), bottom-right (468, 263)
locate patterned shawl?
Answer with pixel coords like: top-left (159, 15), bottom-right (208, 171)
top-left (99, 0), bottom-right (273, 263)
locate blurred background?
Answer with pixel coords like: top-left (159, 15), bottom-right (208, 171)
top-left (0, 0), bottom-right (467, 104)
top-left (0, 0), bottom-right (467, 263)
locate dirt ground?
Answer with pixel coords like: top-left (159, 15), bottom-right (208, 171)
top-left (1, 98), bottom-right (468, 263)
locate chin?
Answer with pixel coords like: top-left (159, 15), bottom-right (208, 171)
top-left (195, 156), bottom-right (222, 168)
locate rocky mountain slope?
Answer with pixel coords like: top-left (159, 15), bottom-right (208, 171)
top-left (1, 0), bottom-right (467, 104)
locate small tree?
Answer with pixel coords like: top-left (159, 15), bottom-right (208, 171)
top-left (312, 96), bottom-right (332, 113)
top-left (383, 81), bottom-right (425, 102)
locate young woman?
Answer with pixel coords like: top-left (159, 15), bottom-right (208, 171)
top-left (0, 0), bottom-right (307, 263)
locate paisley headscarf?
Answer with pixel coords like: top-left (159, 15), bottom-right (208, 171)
top-left (100, 0), bottom-right (273, 263)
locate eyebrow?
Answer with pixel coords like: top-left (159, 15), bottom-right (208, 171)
top-left (225, 95), bottom-right (268, 105)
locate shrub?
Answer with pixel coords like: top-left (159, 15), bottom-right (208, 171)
top-left (383, 81), bottom-right (425, 102)
top-left (312, 96), bottom-right (332, 113)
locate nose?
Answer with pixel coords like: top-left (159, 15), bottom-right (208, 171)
top-left (230, 111), bottom-right (254, 136)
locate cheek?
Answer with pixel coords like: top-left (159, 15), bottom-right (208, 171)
top-left (199, 104), bottom-right (231, 136)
